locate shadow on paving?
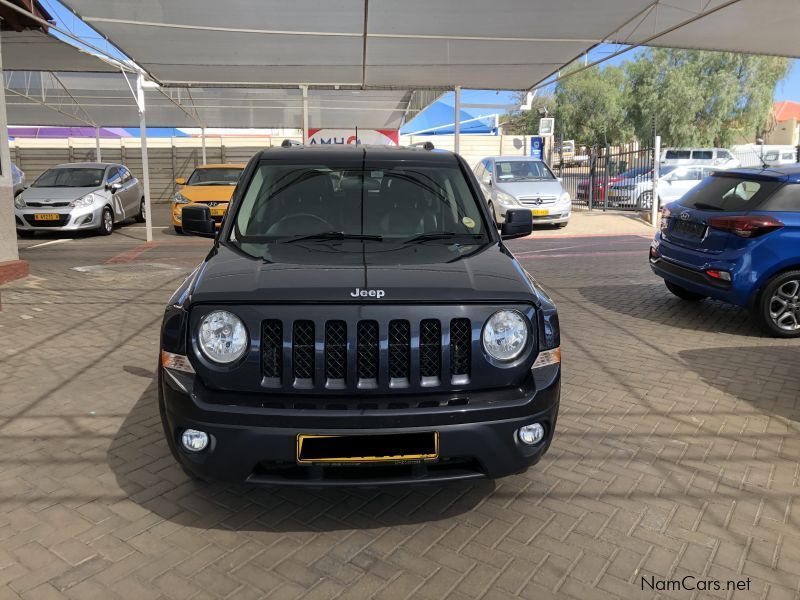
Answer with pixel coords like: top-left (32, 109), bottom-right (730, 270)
top-left (578, 281), bottom-right (765, 337)
top-left (679, 346), bottom-right (800, 423)
top-left (107, 374), bottom-right (495, 532)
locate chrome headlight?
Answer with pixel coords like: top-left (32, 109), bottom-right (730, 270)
top-left (13, 195), bottom-right (26, 209)
top-left (495, 190), bottom-right (518, 206)
top-left (70, 193), bottom-right (96, 208)
top-left (197, 310), bottom-right (248, 364)
top-left (174, 192), bottom-right (190, 204)
top-left (482, 310), bottom-right (528, 361)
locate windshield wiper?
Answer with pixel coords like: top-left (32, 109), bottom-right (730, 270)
top-left (691, 202), bottom-right (724, 211)
top-left (403, 232), bottom-right (484, 244)
top-left (284, 231), bottom-right (383, 244)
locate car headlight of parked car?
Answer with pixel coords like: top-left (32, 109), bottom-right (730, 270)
top-left (13, 195), bottom-right (26, 209)
top-left (174, 192), bottom-right (190, 204)
top-left (559, 191), bottom-right (571, 204)
top-left (70, 193), bottom-right (96, 208)
top-left (495, 190), bottom-right (519, 206)
top-left (482, 309), bottom-right (528, 361)
top-left (197, 310), bottom-right (248, 364)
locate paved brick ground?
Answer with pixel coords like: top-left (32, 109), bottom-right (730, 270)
top-left (0, 213), bottom-right (798, 599)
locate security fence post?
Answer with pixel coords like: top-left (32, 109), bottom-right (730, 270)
top-left (651, 136), bottom-right (661, 227)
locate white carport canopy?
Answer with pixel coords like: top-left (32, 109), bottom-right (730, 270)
top-left (3, 72), bottom-right (419, 129)
top-left (0, 29), bottom-right (119, 73)
top-left (61, 0), bottom-right (800, 91)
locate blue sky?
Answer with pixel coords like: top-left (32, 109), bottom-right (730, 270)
top-left (38, 1), bottom-right (800, 133)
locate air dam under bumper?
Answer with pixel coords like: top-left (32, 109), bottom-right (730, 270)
top-left (160, 370), bottom-right (560, 486)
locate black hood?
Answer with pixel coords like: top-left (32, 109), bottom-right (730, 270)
top-left (187, 241), bottom-right (539, 305)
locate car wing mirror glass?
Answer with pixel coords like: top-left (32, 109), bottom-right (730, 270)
top-left (175, 177), bottom-right (186, 185)
top-left (501, 209), bottom-right (533, 240)
top-left (182, 204), bottom-right (216, 237)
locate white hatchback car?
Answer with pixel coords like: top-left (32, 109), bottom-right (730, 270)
top-left (474, 156), bottom-right (571, 227)
top-left (608, 164), bottom-right (716, 209)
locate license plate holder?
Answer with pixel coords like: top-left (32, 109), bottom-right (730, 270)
top-left (210, 208), bottom-right (226, 216)
top-left (34, 213), bottom-right (60, 221)
top-left (531, 209), bottom-right (549, 216)
top-left (297, 432), bottom-right (439, 464)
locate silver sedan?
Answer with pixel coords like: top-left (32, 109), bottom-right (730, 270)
top-left (14, 162), bottom-right (145, 237)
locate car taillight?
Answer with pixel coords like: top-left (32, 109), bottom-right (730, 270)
top-left (660, 207), bottom-right (671, 232)
top-left (707, 215), bottom-right (784, 238)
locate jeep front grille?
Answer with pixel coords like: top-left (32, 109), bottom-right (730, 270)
top-left (261, 317), bottom-right (472, 391)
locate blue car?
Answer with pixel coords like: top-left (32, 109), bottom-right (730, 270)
top-left (650, 165), bottom-right (800, 337)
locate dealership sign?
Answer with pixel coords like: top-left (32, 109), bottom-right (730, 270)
top-left (307, 129), bottom-right (399, 146)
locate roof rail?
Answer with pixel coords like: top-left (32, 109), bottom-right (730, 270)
top-left (281, 139), bottom-right (301, 148)
top-left (408, 141), bottom-right (435, 151)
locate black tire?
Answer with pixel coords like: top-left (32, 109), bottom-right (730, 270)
top-left (755, 270), bottom-right (800, 338)
top-left (98, 206), bottom-right (114, 236)
top-left (174, 225), bottom-right (183, 235)
top-left (134, 198), bottom-right (146, 223)
top-left (16, 230), bottom-right (35, 238)
top-left (665, 281), bottom-right (707, 302)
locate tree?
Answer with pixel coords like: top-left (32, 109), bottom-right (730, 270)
top-left (625, 49), bottom-right (790, 147)
top-left (552, 64), bottom-right (632, 146)
top-left (501, 93), bottom-right (556, 135)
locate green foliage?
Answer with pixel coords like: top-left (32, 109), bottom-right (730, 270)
top-left (501, 94), bottom-right (555, 135)
top-left (503, 50), bottom-right (790, 147)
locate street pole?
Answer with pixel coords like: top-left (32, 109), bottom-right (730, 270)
top-left (201, 127), bottom-right (207, 164)
top-left (651, 135), bottom-right (661, 227)
top-left (137, 73), bottom-right (153, 243)
top-left (301, 85), bottom-right (309, 144)
top-left (454, 86), bottom-right (461, 155)
top-left (95, 127), bottom-right (101, 162)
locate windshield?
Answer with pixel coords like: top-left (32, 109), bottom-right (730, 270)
top-left (232, 161), bottom-right (488, 248)
top-left (494, 160), bottom-right (555, 182)
top-left (186, 167), bottom-right (242, 186)
top-left (680, 175), bottom-right (782, 211)
top-left (32, 168), bottom-right (105, 188)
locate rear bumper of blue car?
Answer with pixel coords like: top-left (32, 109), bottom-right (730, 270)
top-left (649, 233), bottom-right (753, 306)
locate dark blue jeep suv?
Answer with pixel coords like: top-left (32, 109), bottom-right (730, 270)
top-left (650, 165), bottom-right (800, 337)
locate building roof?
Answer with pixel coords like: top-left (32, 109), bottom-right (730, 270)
top-left (773, 101), bottom-right (800, 122)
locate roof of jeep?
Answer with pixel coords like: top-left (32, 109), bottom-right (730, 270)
top-left (256, 145), bottom-right (458, 164)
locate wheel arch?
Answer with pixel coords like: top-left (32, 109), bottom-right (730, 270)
top-left (749, 263), bottom-right (800, 308)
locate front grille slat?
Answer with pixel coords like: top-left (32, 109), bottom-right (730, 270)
top-left (325, 321), bottom-right (347, 388)
top-left (388, 320), bottom-right (410, 388)
top-left (292, 320), bottom-right (315, 387)
top-left (419, 319), bottom-right (442, 386)
top-left (261, 320), bottom-right (283, 386)
top-left (357, 320), bottom-right (379, 389)
top-left (450, 318), bottom-right (471, 384)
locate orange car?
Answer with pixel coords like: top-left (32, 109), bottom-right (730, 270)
top-left (171, 163), bottom-right (245, 234)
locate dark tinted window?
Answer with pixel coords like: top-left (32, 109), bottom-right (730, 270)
top-left (680, 175), bottom-right (782, 211)
top-left (692, 150), bottom-right (713, 160)
top-left (106, 167), bottom-right (121, 183)
top-left (665, 150), bottom-right (691, 159)
top-left (761, 184), bottom-right (800, 212)
top-left (120, 167), bottom-right (132, 183)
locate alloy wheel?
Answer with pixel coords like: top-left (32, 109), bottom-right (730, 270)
top-left (768, 279), bottom-right (800, 331)
top-left (104, 210), bottom-right (113, 233)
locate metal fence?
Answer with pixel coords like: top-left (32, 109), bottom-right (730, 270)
top-left (553, 146), bottom-right (655, 211)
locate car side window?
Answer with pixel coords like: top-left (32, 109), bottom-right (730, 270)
top-left (120, 168), bottom-right (132, 183)
top-left (474, 163), bottom-right (485, 179)
top-left (692, 150), bottom-right (713, 160)
top-left (106, 167), bottom-right (121, 184)
top-left (762, 184), bottom-right (800, 212)
top-left (484, 159), bottom-right (493, 174)
top-left (670, 168), bottom-right (694, 181)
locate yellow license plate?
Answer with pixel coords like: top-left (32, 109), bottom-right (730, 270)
top-left (34, 213), bottom-right (60, 221)
top-left (297, 432), bottom-right (439, 464)
top-left (531, 209), bottom-right (549, 216)
top-left (210, 208), bottom-right (226, 216)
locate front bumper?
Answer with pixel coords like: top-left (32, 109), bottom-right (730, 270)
top-left (15, 205), bottom-right (103, 231)
top-left (159, 365), bottom-right (560, 485)
top-left (497, 205), bottom-right (571, 225)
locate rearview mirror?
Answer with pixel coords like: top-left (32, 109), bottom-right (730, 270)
top-left (481, 175), bottom-right (492, 186)
top-left (182, 204), bottom-right (215, 237)
top-left (175, 177), bottom-right (186, 185)
top-left (106, 182), bottom-right (122, 192)
top-left (501, 209), bottom-right (533, 240)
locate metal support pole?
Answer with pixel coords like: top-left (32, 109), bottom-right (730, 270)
top-left (201, 127), bottom-right (207, 164)
top-left (137, 73), bottom-right (153, 242)
top-left (453, 86), bottom-right (461, 155)
top-left (94, 127), bottom-right (101, 162)
top-left (0, 28), bottom-right (21, 266)
top-left (301, 85), bottom-right (309, 144)
top-left (651, 135), bottom-right (661, 227)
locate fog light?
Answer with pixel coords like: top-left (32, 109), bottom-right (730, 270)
top-left (181, 429), bottom-right (209, 452)
top-left (79, 214), bottom-right (93, 225)
top-left (518, 423), bottom-right (545, 445)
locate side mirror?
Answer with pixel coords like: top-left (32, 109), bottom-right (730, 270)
top-left (556, 177), bottom-right (563, 183)
top-left (106, 182), bottom-right (122, 192)
top-left (482, 175), bottom-right (492, 186)
top-left (182, 204), bottom-right (216, 237)
top-left (175, 177), bottom-right (186, 185)
top-left (501, 209), bottom-right (533, 240)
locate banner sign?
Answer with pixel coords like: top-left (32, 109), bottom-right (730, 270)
top-left (530, 136), bottom-right (543, 160)
top-left (307, 129), bottom-right (399, 146)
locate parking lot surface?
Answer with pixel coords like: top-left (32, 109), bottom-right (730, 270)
top-left (1, 210), bottom-right (798, 599)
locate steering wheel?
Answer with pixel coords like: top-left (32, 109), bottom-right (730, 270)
top-left (267, 213), bottom-right (334, 236)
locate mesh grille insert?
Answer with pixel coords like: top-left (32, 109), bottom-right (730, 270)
top-left (419, 319), bottom-right (441, 378)
top-left (357, 320), bottom-right (379, 381)
top-left (262, 320), bottom-right (283, 379)
top-left (325, 321), bottom-right (347, 381)
top-left (293, 320), bottom-right (315, 380)
top-left (388, 320), bottom-right (410, 380)
top-left (450, 319), bottom-right (471, 376)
